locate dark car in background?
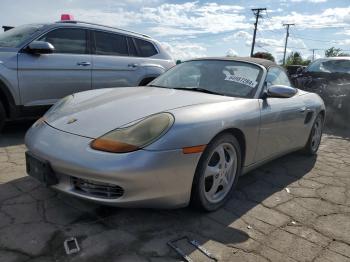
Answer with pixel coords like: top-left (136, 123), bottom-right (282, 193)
top-left (291, 57), bottom-right (350, 128)
top-left (286, 65), bottom-right (306, 77)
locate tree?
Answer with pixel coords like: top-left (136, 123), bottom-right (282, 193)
top-left (325, 47), bottom-right (349, 57)
top-left (285, 52), bottom-right (311, 66)
top-left (252, 52), bottom-right (275, 62)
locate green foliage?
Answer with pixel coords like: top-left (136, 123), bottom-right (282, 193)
top-left (253, 52), bottom-right (275, 62)
top-left (325, 47), bottom-right (349, 57)
top-left (285, 52), bottom-right (311, 66)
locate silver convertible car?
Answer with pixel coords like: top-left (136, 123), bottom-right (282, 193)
top-left (25, 57), bottom-right (325, 211)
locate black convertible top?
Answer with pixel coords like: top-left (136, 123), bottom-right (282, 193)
top-left (190, 56), bottom-right (277, 69)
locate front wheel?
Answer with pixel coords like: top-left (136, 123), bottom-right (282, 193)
top-left (191, 133), bottom-right (242, 211)
top-left (302, 113), bottom-right (324, 155)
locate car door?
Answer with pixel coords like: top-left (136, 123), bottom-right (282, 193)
top-left (255, 67), bottom-right (306, 162)
top-left (91, 30), bottom-right (146, 89)
top-left (17, 27), bottom-right (92, 106)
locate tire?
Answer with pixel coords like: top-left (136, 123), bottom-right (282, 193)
top-left (302, 113), bottom-right (324, 155)
top-left (0, 101), bottom-right (5, 132)
top-left (191, 133), bottom-right (242, 211)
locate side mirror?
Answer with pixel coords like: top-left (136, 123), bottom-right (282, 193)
top-left (264, 85), bottom-right (297, 99)
top-left (26, 41), bottom-right (55, 54)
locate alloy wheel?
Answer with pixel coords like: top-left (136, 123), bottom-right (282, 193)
top-left (203, 142), bottom-right (238, 204)
top-left (311, 116), bottom-right (323, 152)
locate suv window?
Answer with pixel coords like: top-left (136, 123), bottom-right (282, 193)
top-left (134, 38), bottom-right (157, 57)
top-left (94, 31), bottom-right (128, 56)
top-left (39, 28), bottom-right (87, 54)
top-left (307, 59), bottom-right (350, 74)
top-left (266, 67), bottom-right (291, 88)
top-left (127, 37), bottom-right (138, 56)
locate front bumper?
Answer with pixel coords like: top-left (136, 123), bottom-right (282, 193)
top-left (25, 123), bottom-right (201, 208)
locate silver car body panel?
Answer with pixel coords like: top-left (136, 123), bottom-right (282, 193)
top-left (45, 87), bottom-right (237, 138)
top-left (18, 51), bottom-right (92, 106)
top-left (0, 49), bottom-right (20, 104)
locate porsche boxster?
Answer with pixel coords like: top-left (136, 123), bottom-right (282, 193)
top-left (25, 57), bottom-right (325, 211)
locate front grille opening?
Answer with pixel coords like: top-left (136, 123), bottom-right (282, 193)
top-left (71, 177), bottom-right (124, 199)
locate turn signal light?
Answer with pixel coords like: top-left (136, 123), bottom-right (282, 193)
top-left (183, 145), bottom-right (206, 154)
top-left (91, 139), bottom-right (139, 153)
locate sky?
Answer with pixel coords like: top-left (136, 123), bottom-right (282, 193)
top-left (1, 0), bottom-right (350, 62)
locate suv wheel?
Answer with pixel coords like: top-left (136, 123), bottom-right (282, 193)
top-left (0, 101), bottom-right (5, 132)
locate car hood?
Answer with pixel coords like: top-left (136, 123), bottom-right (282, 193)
top-left (46, 86), bottom-right (238, 138)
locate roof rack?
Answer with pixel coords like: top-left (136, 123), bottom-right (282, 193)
top-left (56, 20), bottom-right (151, 38)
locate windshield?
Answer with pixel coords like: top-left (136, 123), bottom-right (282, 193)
top-left (306, 59), bottom-right (350, 74)
top-left (0, 24), bottom-right (45, 48)
top-left (150, 60), bottom-right (263, 98)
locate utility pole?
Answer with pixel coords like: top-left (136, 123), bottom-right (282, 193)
top-left (282, 23), bottom-right (295, 65)
top-left (310, 49), bottom-right (322, 61)
top-left (250, 8), bottom-right (266, 57)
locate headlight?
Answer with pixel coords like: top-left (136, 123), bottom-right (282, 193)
top-left (91, 113), bottom-right (174, 153)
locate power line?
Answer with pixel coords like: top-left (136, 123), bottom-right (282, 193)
top-left (250, 8), bottom-right (267, 57)
top-left (290, 34), bottom-right (337, 43)
top-left (256, 44), bottom-right (272, 53)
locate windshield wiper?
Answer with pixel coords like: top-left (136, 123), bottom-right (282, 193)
top-left (172, 87), bottom-right (224, 96)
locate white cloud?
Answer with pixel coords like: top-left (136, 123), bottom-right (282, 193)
top-left (226, 48), bottom-right (238, 57)
top-left (261, 7), bottom-right (350, 31)
top-left (140, 2), bottom-right (249, 36)
top-left (227, 30), bottom-right (308, 61)
top-left (72, 8), bottom-right (140, 27)
top-left (334, 39), bottom-right (350, 46)
top-left (224, 30), bottom-right (252, 42)
top-left (291, 0), bottom-right (327, 2)
top-left (161, 42), bottom-right (207, 60)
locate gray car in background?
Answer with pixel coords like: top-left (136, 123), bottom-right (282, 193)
top-left (0, 19), bottom-right (175, 130)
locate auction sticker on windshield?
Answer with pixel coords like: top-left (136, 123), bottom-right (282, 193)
top-left (222, 70), bottom-right (258, 88)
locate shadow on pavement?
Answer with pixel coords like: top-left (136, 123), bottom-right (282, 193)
top-left (0, 149), bottom-right (317, 261)
top-left (0, 120), bottom-right (35, 147)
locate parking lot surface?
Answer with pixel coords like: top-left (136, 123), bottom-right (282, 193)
top-left (0, 122), bottom-right (349, 262)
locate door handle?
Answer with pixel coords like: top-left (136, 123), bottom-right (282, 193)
top-left (77, 62), bottom-right (91, 66)
top-left (128, 63), bottom-right (138, 68)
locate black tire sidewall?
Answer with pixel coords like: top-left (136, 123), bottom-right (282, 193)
top-left (191, 133), bottom-right (242, 211)
top-left (0, 101), bottom-right (5, 132)
top-left (304, 113), bottom-right (324, 154)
